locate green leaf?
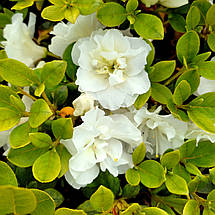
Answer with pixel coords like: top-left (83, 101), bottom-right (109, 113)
top-left (132, 142), bottom-right (146, 165)
top-left (41, 5), bottom-right (66, 21)
top-left (210, 168), bottom-right (215, 185)
top-left (161, 150), bottom-right (180, 170)
top-left (173, 80), bottom-right (191, 105)
top-left (55, 208), bottom-right (87, 215)
top-left (29, 99), bottom-right (53, 128)
top-left (7, 143), bottom-right (49, 167)
top-left (64, 7), bottom-right (80, 24)
top-left (41, 60), bottom-right (67, 89)
top-left (10, 122), bottom-right (37, 149)
top-left (151, 83), bottom-right (173, 104)
top-left (186, 6), bottom-right (201, 30)
top-left (0, 107), bottom-right (21, 132)
top-left (0, 161), bottom-right (18, 186)
top-left (188, 93), bottom-right (215, 133)
top-left (10, 95), bottom-right (25, 113)
top-left (185, 163), bottom-right (202, 176)
top-left (121, 203), bottom-right (141, 215)
top-left (168, 14), bottom-right (186, 33)
top-left (73, 0), bottom-right (103, 15)
top-left (31, 189), bottom-right (55, 215)
top-left (11, 0), bottom-right (34, 10)
top-left (173, 164), bottom-right (191, 183)
top-left (90, 185), bottom-right (114, 212)
top-left (54, 85), bottom-right (68, 107)
top-left (52, 118), bottom-right (73, 140)
top-left (126, 0), bottom-right (138, 12)
top-left (206, 4), bottom-right (215, 26)
top-left (207, 189), bottom-right (215, 212)
top-left (149, 60), bottom-right (176, 82)
top-left (192, 0), bottom-right (211, 25)
top-left (33, 149), bottom-right (61, 183)
top-left (96, 2), bottom-right (127, 27)
top-left (141, 207), bottom-right (169, 215)
top-left (0, 58), bottom-right (39, 86)
top-left (29, 132), bottom-right (52, 148)
top-left (183, 141), bottom-right (215, 167)
top-left (191, 52), bottom-right (211, 64)
top-left (0, 85), bottom-right (22, 111)
top-left (56, 144), bottom-right (72, 178)
top-left (0, 185), bottom-right (37, 215)
top-left (125, 169), bottom-right (140, 186)
top-left (63, 43), bottom-right (77, 81)
top-left (138, 160), bottom-right (165, 188)
top-left (122, 184), bottom-right (140, 199)
top-left (176, 69), bottom-right (200, 94)
top-left (45, 188), bottom-right (64, 207)
top-left (35, 83), bottom-right (45, 97)
top-left (134, 89), bottom-right (151, 110)
top-left (134, 13), bottom-right (164, 40)
top-left (176, 31), bottom-right (200, 64)
top-left (157, 196), bottom-right (187, 214)
top-left (165, 173), bottom-right (189, 195)
top-left (198, 61), bottom-right (215, 79)
top-left (183, 199), bottom-right (200, 215)
top-left (0, 14), bottom-right (11, 28)
top-left (207, 33), bottom-right (215, 52)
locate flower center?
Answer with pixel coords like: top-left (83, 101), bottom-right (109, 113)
top-left (92, 57), bottom-right (127, 76)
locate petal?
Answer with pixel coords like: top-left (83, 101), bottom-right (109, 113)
top-left (159, 0), bottom-right (188, 8)
top-left (28, 12), bottom-right (36, 38)
top-left (76, 67), bottom-right (108, 92)
top-left (69, 147), bottom-right (96, 171)
top-left (106, 139), bottom-right (123, 162)
top-left (196, 77), bottom-right (215, 95)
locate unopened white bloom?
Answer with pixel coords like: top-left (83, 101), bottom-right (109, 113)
top-left (196, 57), bottom-right (215, 95)
top-left (72, 29), bottom-right (151, 110)
top-left (49, 13), bottom-right (103, 57)
top-left (142, 0), bottom-right (188, 8)
top-left (186, 122), bottom-right (215, 144)
top-left (2, 13), bottom-right (46, 67)
top-left (73, 93), bottom-right (94, 116)
top-left (134, 106), bottom-right (187, 155)
top-left (62, 107), bottom-right (142, 189)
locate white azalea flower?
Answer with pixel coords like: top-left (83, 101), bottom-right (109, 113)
top-left (62, 107), bottom-right (142, 189)
top-left (49, 13), bottom-right (103, 57)
top-left (73, 93), bottom-right (94, 116)
top-left (186, 122), bottom-right (215, 144)
top-left (72, 29), bottom-right (151, 111)
top-left (159, 0), bottom-right (188, 8)
top-left (134, 106), bottom-right (187, 155)
top-left (1, 13), bottom-right (46, 67)
top-left (141, 0), bottom-right (159, 7)
top-left (209, 0), bottom-right (213, 4)
top-left (142, 0), bottom-right (188, 8)
top-left (196, 57), bottom-right (215, 95)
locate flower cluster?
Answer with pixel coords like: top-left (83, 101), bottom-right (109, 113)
top-left (1, 0), bottom-right (215, 191)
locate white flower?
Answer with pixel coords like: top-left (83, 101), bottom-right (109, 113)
top-left (142, 0), bottom-right (188, 8)
top-left (49, 13), bottom-right (103, 57)
top-left (72, 29), bottom-right (151, 111)
top-left (73, 93), bottom-right (94, 116)
top-left (141, 0), bottom-right (159, 7)
top-left (186, 122), bottom-right (215, 144)
top-left (1, 13), bottom-right (46, 67)
top-left (196, 57), bottom-right (215, 95)
top-left (134, 106), bottom-right (187, 155)
top-left (209, 0), bottom-right (213, 4)
top-left (159, 0), bottom-right (188, 8)
top-left (62, 107), bottom-right (142, 189)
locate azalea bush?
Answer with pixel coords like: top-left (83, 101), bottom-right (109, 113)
top-left (1, 0), bottom-right (215, 214)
